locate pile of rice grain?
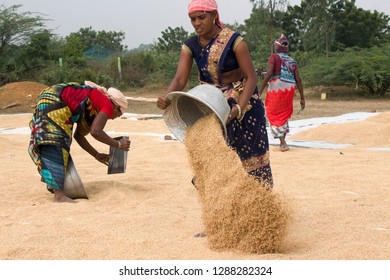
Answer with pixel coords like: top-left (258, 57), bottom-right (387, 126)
top-left (185, 114), bottom-right (290, 254)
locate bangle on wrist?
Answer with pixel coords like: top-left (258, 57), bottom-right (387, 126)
top-left (235, 104), bottom-right (242, 119)
top-left (117, 140), bottom-right (121, 149)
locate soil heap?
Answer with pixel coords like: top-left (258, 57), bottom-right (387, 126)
top-left (0, 81), bottom-right (48, 114)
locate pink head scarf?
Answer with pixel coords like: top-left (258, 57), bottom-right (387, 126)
top-left (188, 0), bottom-right (224, 28)
top-left (274, 34), bottom-right (289, 53)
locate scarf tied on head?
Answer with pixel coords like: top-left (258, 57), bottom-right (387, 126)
top-left (188, 0), bottom-right (224, 28)
top-left (274, 34), bottom-right (289, 53)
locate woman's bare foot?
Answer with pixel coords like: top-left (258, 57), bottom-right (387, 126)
top-left (53, 189), bottom-right (77, 203)
top-left (194, 231), bottom-right (206, 238)
top-left (279, 143), bottom-right (289, 152)
top-left (279, 137), bottom-right (289, 152)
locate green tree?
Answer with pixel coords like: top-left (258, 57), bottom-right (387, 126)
top-left (0, 4), bottom-right (46, 56)
top-left (243, 5), bottom-right (270, 54)
top-left (63, 34), bottom-right (85, 66)
top-left (277, 4), bottom-right (305, 51)
top-left (331, 1), bottom-right (390, 50)
top-left (243, 1), bottom-right (289, 74)
top-left (20, 30), bottom-right (53, 62)
top-left (281, 0), bottom-right (390, 54)
top-left (356, 45), bottom-right (390, 95)
top-left (145, 26), bottom-right (191, 86)
top-left (154, 26), bottom-right (189, 52)
top-left (66, 26), bottom-right (126, 55)
top-left (0, 5), bottom-right (51, 84)
top-left (119, 51), bottom-right (156, 87)
top-left (248, 0), bottom-right (288, 52)
top-left (16, 30), bottom-right (64, 82)
top-left (299, 0), bottom-right (338, 56)
top-left (300, 44), bottom-right (390, 96)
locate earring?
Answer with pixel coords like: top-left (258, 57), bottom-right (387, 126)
top-left (213, 19), bottom-right (216, 24)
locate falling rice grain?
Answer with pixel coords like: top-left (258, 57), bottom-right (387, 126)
top-left (185, 114), bottom-right (290, 254)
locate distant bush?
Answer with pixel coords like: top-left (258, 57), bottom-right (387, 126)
top-left (300, 43), bottom-right (390, 96)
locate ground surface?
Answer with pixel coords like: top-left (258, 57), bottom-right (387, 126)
top-left (0, 82), bottom-right (389, 260)
top-left (1, 81), bottom-right (390, 118)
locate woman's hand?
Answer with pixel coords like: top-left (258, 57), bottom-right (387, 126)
top-left (227, 105), bottom-right (240, 123)
top-left (95, 153), bottom-right (109, 166)
top-left (157, 95), bottom-right (171, 110)
top-left (300, 97), bottom-right (305, 111)
top-left (117, 137), bottom-right (131, 151)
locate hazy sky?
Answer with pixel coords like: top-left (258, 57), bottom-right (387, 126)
top-left (3, 0), bottom-right (390, 49)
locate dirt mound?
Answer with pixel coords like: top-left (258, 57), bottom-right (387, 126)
top-left (0, 81), bottom-right (48, 114)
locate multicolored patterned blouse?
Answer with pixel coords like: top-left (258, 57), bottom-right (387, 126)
top-left (28, 82), bottom-right (114, 168)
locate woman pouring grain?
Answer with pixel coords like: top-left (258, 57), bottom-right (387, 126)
top-left (157, 0), bottom-right (273, 188)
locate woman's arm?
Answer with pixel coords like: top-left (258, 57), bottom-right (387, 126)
top-left (74, 128), bottom-right (100, 158)
top-left (76, 111), bottom-right (129, 152)
top-left (231, 40), bottom-right (258, 119)
top-left (294, 67), bottom-right (305, 110)
top-left (157, 49), bottom-right (193, 110)
top-left (258, 59), bottom-right (274, 97)
top-left (74, 126), bottom-right (110, 166)
top-left (89, 112), bottom-right (120, 147)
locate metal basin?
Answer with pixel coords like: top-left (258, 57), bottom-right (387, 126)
top-left (163, 84), bottom-right (230, 142)
top-left (108, 136), bottom-right (128, 174)
top-left (64, 155), bottom-right (88, 199)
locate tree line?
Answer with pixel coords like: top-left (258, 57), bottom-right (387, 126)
top-left (0, 0), bottom-right (389, 95)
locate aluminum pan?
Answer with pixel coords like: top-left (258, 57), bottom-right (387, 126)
top-left (64, 155), bottom-right (88, 199)
top-left (163, 84), bottom-right (230, 142)
top-left (108, 136), bottom-right (128, 174)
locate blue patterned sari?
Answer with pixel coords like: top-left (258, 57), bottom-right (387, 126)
top-left (183, 27), bottom-right (273, 188)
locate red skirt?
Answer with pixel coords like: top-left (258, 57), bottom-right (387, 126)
top-left (265, 78), bottom-right (296, 127)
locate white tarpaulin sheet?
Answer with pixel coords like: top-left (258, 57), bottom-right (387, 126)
top-left (1, 112), bottom-right (386, 150)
